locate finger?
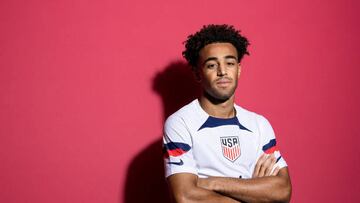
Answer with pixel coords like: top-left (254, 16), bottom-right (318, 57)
top-left (271, 166), bottom-right (280, 176)
top-left (253, 153), bottom-right (266, 178)
top-left (264, 154), bottom-right (276, 176)
top-left (258, 154), bottom-right (272, 177)
top-left (253, 154), bottom-right (263, 178)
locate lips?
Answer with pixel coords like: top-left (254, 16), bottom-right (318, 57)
top-left (216, 78), bottom-right (232, 87)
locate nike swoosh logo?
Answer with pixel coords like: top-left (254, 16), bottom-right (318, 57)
top-left (167, 159), bottom-right (184, 166)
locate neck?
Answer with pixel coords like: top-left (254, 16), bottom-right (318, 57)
top-left (199, 92), bottom-right (236, 118)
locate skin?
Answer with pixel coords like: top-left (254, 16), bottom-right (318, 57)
top-left (167, 42), bottom-right (292, 203)
top-left (197, 42), bottom-right (240, 118)
top-left (196, 154), bottom-right (290, 203)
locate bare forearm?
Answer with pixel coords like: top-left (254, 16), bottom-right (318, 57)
top-left (172, 186), bottom-right (241, 203)
top-left (206, 175), bottom-right (291, 203)
top-left (168, 173), bottom-right (242, 203)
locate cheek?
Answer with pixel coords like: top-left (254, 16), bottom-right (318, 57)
top-left (201, 71), bottom-right (214, 81)
top-left (202, 76), bottom-right (212, 86)
top-left (200, 74), bottom-right (215, 88)
top-left (231, 68), bottom-right (240, 78)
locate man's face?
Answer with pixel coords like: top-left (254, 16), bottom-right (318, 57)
top-left (197, 42), bottom-right (241, 101)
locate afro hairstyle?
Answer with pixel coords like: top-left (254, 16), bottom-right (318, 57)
top-left (182, 24), bottom-right (250, 70)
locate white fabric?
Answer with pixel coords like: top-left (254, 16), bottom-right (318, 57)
top-left (163, 99), bottom-right (287, 179)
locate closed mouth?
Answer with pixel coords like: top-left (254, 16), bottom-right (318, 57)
top-left (216, 78), bottom-right (232, 85)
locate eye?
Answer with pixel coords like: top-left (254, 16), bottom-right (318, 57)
top-left (226, 60), bottom-right (237, 66)
top-left (206, 63), bottom-right (218, 69)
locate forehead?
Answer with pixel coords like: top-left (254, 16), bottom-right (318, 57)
top-left (199, 42), bottom-right (238, 60)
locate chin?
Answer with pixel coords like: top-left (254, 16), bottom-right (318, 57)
top-left (216, 95), bottom-right (232, 101)
top-left (204, 87), bottom-right (236, 103)
top-left (214, 90), bottom-right (235, 100)
top-left (206, 92), bottom-right (233, 103)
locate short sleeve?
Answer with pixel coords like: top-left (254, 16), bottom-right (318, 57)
top-left (255, 115), bottom-right (287, 170)
top-left (163, 115), bottom-right (198, 177)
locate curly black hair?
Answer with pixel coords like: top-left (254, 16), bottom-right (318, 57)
top-left (182, 24), bottom-right (250, 69)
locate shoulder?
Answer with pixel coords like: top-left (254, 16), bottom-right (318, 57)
top-left (164, 99), bottom-right (205, 131)
top-left (165, 100), bottom-right (196, 122)
top-left (234, 104), bottom-right (272, 132)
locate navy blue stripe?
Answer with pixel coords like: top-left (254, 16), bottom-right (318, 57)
top-left (262, 139), bottom-right (276, 151)
top-left (163, 142), bottom-right (191, 151)
top-left (276, 156), bottom-right (282, 163)
top-left (198, 116), bottom-right (251, 132)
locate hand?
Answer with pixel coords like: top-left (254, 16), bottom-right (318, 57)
top-left (252, 153), bottom-right (280, 178)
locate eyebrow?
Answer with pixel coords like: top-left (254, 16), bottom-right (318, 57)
top-left (224, 55), bottom-right (238, 60)
top-left (203, 55), bottom-right (238, 64)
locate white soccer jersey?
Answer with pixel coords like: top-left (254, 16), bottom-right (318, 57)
top-left (163, 99), bottom-right (287, 179)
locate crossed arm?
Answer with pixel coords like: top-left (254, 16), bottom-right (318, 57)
top-left (167, 154), bottom-right (292, 203)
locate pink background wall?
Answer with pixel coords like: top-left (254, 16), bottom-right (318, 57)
top-left (1, 0), bottom-right (360, 202)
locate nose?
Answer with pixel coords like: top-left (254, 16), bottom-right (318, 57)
top-left (217, 62), bottom-right (226, 76)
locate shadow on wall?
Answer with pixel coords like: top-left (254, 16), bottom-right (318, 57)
top-left (123, 61), bottom-right (200, 203)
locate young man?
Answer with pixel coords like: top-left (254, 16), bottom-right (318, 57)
top-left (163, 24), bottom-right (291, 203)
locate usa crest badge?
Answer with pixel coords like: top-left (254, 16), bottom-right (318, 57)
top-left (220, 136), bottom-right (241, 162)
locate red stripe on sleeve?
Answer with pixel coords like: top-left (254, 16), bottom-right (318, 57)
top-left (264, 146), bottom-right (278, 154)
